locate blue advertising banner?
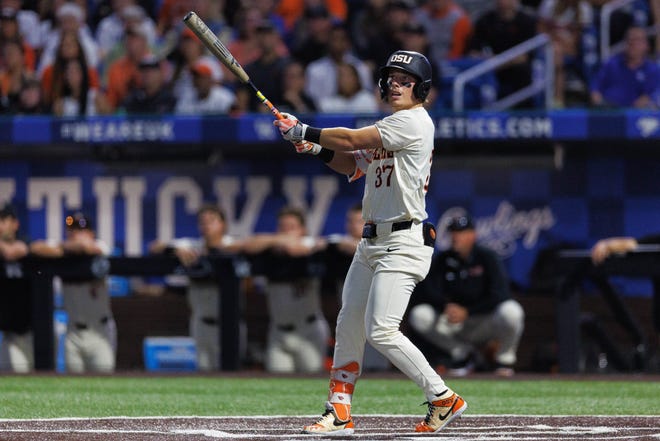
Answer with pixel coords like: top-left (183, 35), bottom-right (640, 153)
top-left (2, 153), bottom-right (660, 295)
top-left (2, 109), bottom-right (660, 146)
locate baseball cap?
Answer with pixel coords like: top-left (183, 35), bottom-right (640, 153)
top-left (56, 3), bottom-right (84, 23)
top-left (304, 5), bottom-right (330, 19)
top-left (66, 212), bottom-right (92, 230)
top-left (388, 0), bottom-right (416, 10)
top-left (401, 22), bottom-right (426, 35)
top-left (0, 7), bottom-right (18, 20)
top-left (0, 202), bottom-right (17, 219)
top-left (447, 214), bottom-right (475, 232)
top-left (120, 4), bottom-right (146, 20)
top-left (191, 61), bottom-right (212, 77)
top-left (255, 19), bottom-right (277, 32)
top-left (191, 58), bottom-right (222, 81)
top-left (138, 54), bottom-right (161, 69)
top-left (126, 22), bottom-right (150, 40)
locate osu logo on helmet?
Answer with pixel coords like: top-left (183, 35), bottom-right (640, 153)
top-left (389, 54), bottom-right (412, 64)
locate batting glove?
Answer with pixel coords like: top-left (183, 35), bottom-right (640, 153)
top-left (274, 113), bottom-right (307, 143)
top-left (294, 141), bottom-right (322, 155)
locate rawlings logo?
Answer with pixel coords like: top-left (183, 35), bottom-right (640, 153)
top-left (390, 54), bottom-right (412, 64)
top-left (436, 201), bottom-right (555, 258)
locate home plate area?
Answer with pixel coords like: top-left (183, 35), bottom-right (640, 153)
top-left (0, 415), bottom-right (658, 440)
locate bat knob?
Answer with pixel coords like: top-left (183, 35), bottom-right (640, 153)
top-left (183, 11), bottom-right (196, 22)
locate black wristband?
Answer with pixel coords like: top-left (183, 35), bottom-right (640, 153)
top-left (305, 126), bottom-right (322, 144)
top-left (318, 147), bottom-right (335, 163)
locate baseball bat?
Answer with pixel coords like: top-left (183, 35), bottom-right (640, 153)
top-left (183, 11), bottom-right (284, 120)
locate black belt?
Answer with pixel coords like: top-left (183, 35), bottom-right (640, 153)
top-left (74, 316), bottom-right (109, 330)
top-left (276, 315), bottom-right (317, 332)
top-left (362, 220), bottom-right (413, 239)
top-left (201, 317), bottom-right (219, 326)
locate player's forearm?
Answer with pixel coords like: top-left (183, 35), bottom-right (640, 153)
top-left (242, 234), bottom-right (278, 254)
top-left (326, 151), bottom-right (357, 175)
top-left (0, 240), bottom-right (28, 260)
top-left (29, 241), bottom-right (64, 257)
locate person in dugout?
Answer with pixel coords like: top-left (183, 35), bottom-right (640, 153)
top-left (30, 212), bottom-right (117, 373)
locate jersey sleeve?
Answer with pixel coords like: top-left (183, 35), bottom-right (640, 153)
top-left (375, 110), bottom-right (421, 152)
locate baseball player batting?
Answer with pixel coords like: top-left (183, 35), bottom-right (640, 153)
top-left (274, 50), bottom-right (467, 435)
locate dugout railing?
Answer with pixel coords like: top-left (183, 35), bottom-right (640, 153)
top-left (452, 33), bottom-right (554, 112)
top-left (3, 254), bottom-right (243, 371)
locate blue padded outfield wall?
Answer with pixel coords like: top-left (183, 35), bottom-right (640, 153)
top-left (1, 110), bottom-right (659, 294)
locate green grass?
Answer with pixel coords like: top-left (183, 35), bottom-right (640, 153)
top-left (0, 375), bottom-right (658, 419)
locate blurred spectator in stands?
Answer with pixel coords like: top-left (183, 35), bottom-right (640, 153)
top-left (16, 75), bottom-right (44, 113)
top-left (149, 204), bottom-right (245, 371)
top-left (304, 23), bottom-right (372, 108)
top-left (537, 0), bottom-right (594, 107)
top-left (0, 202), bottom-right (32, 373)
top-left (170, 27), bottom-right (224, 100)
top-left (30, 212), bottom-right (117, 373)
top-left (651, 0), bottom-right (660, 53)
top-left (461, 0), bottom-right (501, 20)
top-left (418, 0), bottom-right (473, 63)
top-left (103, 22), bottom-right (151, 111)
top-left (94, 1), bottom-right (156, 65)
top-left (317, 62), bottom-right (378, 113)
top-left (38, 2), bottom-right (99, 75)
top-left (0, 37), bottom-right (30, 112)
top-left (352, 0), bottom-right (416, 75)
top-left (234, 19), bottom-right (289, 113)
top-left (242, 206), bottom-right (330, 373)
top-left (175, 58), bottom-right (236, 114)
top-left (158, 0), bottom-right (233, 63)
top-left (51, 58), bottom-right (110, 115)
top-left (192, 0), bottom-right (234, 39)
top-left (399, 21), bottom-right (441, 109)
top-left (278, 0), bottom-right (346, 35)
top-left (590, 26), bottom-right (659, 109)
top-left (290, 4), bottom-right (334, 66)
top-left (350, 0), bottom-right (389, 65)
top-left (1, 0), bottom-right (41, 49)
top-left (467, 0), bottom-right (537, 107)
top-left (156, 0), bottom-right (194, 37)
top-left (590, 0), bottom-right (649, 52)
top-left (279, 59), bottom-right (316, 113)
top-left (408, 213), bottom-right (524, 377)
top-left (120, 54), bottom-right (175, 114)
top-left (39, 29), bottom-right (101, 110)
top-left (253, 0), bottom-right (286, 37)
top-left (0, 7), bottom-right (35, 71)
top-left (224, 7), bottom-right (287, 82)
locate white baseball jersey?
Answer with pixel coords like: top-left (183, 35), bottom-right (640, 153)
top-left (59, 239), bottom-right (116, 373)
top-left (61, 239), bottom-right (112, 328)
top-left (168, 236), bottom-right (239, 371)
top-left (354, 106), bottom-right (434, 223)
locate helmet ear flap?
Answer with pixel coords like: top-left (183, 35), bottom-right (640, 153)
top-left (414, 80), bottom-right (432, 101)
top-left (378, 74), bottom-right (389, 101)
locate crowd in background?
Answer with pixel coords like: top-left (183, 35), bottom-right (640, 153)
top-left (0, 0), bottom-right (658, 116)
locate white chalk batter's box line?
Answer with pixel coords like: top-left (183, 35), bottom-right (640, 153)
top-left (0, 415), bottom-right (658, 440)
top-left (1, 414), bottom-right (659, 421)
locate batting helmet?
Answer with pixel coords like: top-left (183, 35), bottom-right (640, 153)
top-left (379, 50), bottom-right (432, 102)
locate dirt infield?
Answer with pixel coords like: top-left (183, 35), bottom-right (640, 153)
top-left (0, 415), bottom-right (658, 440)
